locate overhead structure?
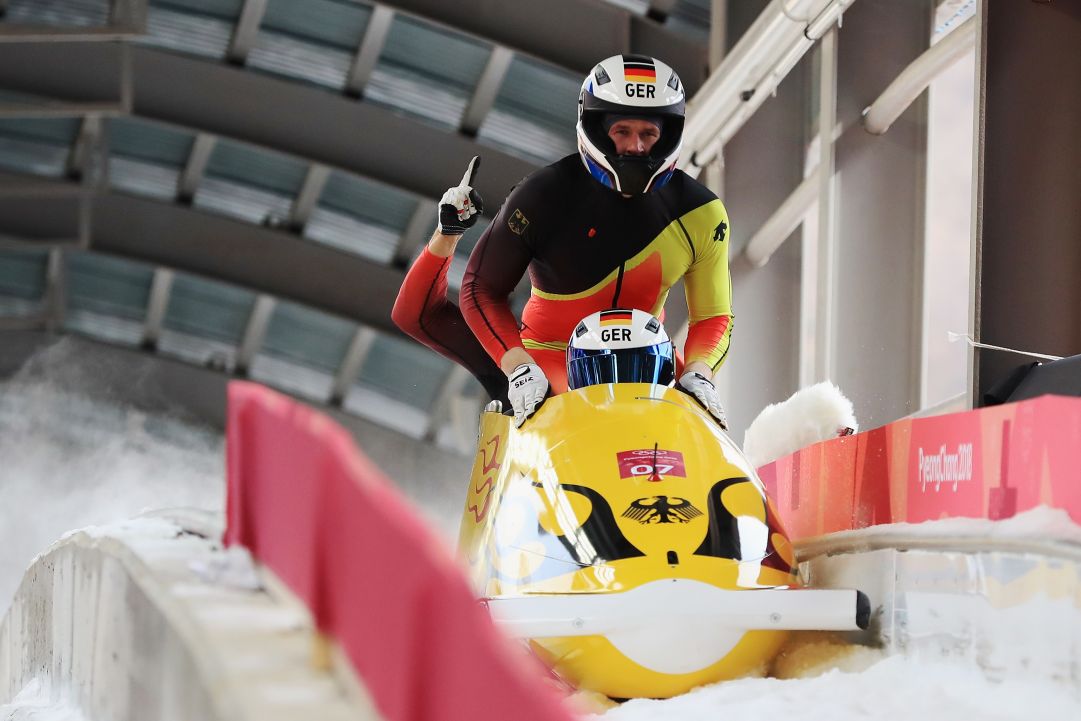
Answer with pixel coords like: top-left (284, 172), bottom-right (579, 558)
top-left (682, 0), bottom-right (857, 173)
top-left (863, 15), bottom-right (975, 135)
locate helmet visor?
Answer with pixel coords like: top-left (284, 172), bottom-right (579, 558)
top-left (567, 343), bottom-right (675, 390)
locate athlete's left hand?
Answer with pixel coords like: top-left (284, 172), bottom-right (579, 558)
top-left (677, 371), bottom-right (728, 429)
top-left (438, 156), bottom-right (484, 235)
top-left (507, 362), bottom-right (548, 427)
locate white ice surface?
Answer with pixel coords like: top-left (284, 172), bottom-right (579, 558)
top-left (0, 678), bottom-right (89, 721)
top-left (819, 505), bottom-right (1081, 545)
top-left (593, 655), bottom-right (1080, 720)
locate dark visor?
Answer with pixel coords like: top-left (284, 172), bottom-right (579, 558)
top-left (567, 344), bottom-right (675, 390)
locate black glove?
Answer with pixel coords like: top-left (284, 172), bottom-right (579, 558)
top-left (438, 156), bottom-right (484, 235)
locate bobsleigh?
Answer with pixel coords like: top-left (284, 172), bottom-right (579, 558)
top-left (458, 382), bottom-right (869, 699)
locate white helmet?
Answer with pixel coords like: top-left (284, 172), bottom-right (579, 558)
top-left (576, 54), bottom-right (686, 195)
top-left (566, 309), bottom-right (675, 390)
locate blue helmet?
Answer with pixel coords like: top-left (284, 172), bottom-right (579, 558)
top-left (566, 309), bottom-right (675, 390)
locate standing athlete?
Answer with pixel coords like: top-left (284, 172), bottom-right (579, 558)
top-left (459, 54), bottom-right (734, 427)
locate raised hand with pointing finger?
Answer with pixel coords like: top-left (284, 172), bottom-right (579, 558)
top-left (438, 156), bottom-right (484, 236)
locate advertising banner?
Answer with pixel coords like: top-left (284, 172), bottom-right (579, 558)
top-left (758, 395), bottom-right (1081, 539)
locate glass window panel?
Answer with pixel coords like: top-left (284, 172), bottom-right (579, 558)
top-left (108, 157), bottom-right (182, 201)
top-left (163, 272), bottom-right (255, 344)
top-left (478, 56), bottom-right (578, 164)
top-left (0, 248), bottom-right (48, 300)
top-left (492, 55), bottom-right (579, 129)
top-left (6, 0), bottom-right (109, 26)
top-left (205, 139), bottom-right (308, 196)
top-left (193, 177), bottom-right (294, 225)
top-left (356, 333), bottom-right (450, 409)
top-left (153, 0), bottom-right (244, 16)
top-left (261, 0), bottom-right (370, 49)
top-left (248, 0), bottom-right (371, 89)
top-left (366, 15), bottom-right (490, 129)
top-left (364, 66), bottom-right (466, 131)
top-left (379, 15), bottom-right (490, 89)
top-left (599, 0), bottom-right (648, 13)
top-left (65, 252), bottom-right (153, 319)
top-left (303, 208), bottom-right (399, 264)
top-left (157, 272), bottom-right (254, 370)
top-left (0, 118), bottom-right (81, 146)
top-left (247, 33), bottom-right (354, 89)
top-left (248, 353), bottom-right (334, 401)
top-left (157, 330), bottom-right (238, 371)
top-left (669, 0), bottom-right (711, 42)
top-left (107, 118), bottom-right (195, 167)
top-left (319, 171), bottom-right (415, 230)
top-left (64, 252), bottom-right (154, 346)
top-left (477, 108), bottom-right (575, 165)
top-left (0, 249), bottom-right (48, 316)
top-left (342, 385), bottom-right (428, 439)
top-left (259, 300), bottom-right (355, 374)
top-left (0, 117), bottom-right (80, 176)
top-left (141, 0), bottom-right (243, 60)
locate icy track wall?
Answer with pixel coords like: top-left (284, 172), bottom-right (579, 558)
top-left (0, 382), bottom-right (572, 721)
top-left (763, 394), bottom-right (1081, 688)
top-left (224, 382), bottom-right (573, 721)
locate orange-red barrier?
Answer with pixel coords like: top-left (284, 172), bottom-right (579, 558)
top-left (759, 394), bottom-right (1081, 540)
top-left (224, 381), bottom-right (573, 721)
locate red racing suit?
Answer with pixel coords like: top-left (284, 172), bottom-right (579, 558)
top-left (391, 246), bottom-right (509, 406)
top-left (461, 154), bottom-right (734, 393)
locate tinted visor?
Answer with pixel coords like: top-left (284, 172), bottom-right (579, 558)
top-left (567, 343), bottom-right (675, 390)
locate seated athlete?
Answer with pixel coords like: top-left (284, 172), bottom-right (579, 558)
top-left (457, 54), bottom-right (733, 428)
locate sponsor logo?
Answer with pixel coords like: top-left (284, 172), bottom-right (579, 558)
top-left (712, 220), bottom-right (727, 242)
top-left (622, 496), bottom-right (702, 524)
top-left (667, 74), bottom-right (680, 92)
top-left (617, 449), bottom-right (686, 479)
top-left (917, 443), bottom-right (974, 492)
top-left (508, 209), bottom-right (529, 235)
top-left (645, 318), bottom-right (660, 333)
top-left (594, 65), bottom-right (611, 86)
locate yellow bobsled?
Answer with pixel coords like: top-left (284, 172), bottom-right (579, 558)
top-left (458, 383), bottom-right (868, 699)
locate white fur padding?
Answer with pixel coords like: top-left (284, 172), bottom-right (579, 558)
top-left (742, 382), bottom-right (858, 469)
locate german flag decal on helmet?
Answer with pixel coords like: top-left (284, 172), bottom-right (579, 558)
top-left (600, 309), bottom-right (633, 326)
top-left (623, 56), bottom-right (656, 83)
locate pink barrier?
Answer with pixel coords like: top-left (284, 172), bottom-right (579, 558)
top-left (758, 394), bottom-right (1081, 539)
top-left (225, 381), bottom-right (573, 721)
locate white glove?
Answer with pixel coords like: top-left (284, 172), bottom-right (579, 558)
top-left (507, 363), bottom-right (548, 427)
top-left (437, 156), bottom-right (484, 235)
top-left (677, 371), bottom-right (728, 429)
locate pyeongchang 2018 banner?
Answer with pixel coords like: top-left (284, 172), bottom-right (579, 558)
top-left (757, 394), bottom-right (1081, 539)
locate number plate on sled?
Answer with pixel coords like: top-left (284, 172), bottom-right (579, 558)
top-left (616, 449), bottom-right (686, 479)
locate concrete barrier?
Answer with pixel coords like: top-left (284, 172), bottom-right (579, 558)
top-left (0, 514), bottom-right (376, 721)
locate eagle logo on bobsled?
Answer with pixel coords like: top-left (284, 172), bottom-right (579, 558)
top-left (622, 496), bottom-right (703, 524)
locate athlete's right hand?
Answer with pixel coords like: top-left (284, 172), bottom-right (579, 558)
top-left (507, 362), bottom-right (548, 427)
top-left (438, 156), bottom-right (484, 235)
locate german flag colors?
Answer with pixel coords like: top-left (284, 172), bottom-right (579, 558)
top-left (623, 58), bottom-right (656, 83)
top-left (600, 310), bottom-right (633, 326)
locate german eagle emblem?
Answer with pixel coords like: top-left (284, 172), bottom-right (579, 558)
top-left (622, 496), bottom-right (703, 524)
